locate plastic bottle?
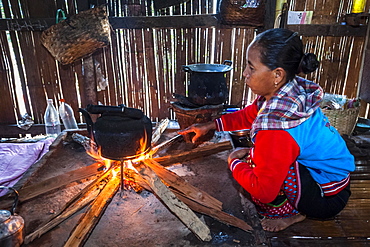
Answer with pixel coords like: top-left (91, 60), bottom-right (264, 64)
top-left (44, 99), bottom-right (61, 136)
top-left (59, 99), bottom-right (78, 130)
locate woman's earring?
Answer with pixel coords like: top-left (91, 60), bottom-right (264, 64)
top-left (274, 82), bottom-right (278, 88)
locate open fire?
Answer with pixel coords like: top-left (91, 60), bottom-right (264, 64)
top-left (20, 113), bottom-right (251, 246)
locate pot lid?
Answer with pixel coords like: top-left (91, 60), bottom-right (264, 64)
top-left (183, 63), bottom-right (233, 73)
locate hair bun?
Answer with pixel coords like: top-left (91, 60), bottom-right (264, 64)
top-left (299, 53), bottom-right (319, 74)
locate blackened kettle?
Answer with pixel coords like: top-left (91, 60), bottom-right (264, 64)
top-left (79, 104), bottom-right (152, 160)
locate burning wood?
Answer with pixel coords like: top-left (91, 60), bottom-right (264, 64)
top-left (130, 167), bottom-right (252, 232)
top-left (64, 169), bottom-right (120, 246)
top-left (151, 118), bottom-right (170, 145)
top-left (132, 160), bottom-right (212, 241)
top-left (151, 134), bottom-right (183, 154)
top-left (24, 167), bottom-right (115, 244)
top-left (143, 158), bottom-right (223, 210)
top-left (153, 140), bottom-right (232, 166)
top-left (22, 129), bottom-right (251, 245)
top-left (72, 133), bottom-right (99, 156)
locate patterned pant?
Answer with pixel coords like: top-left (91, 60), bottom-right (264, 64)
top-left (252, 161), bottom-right (301, 219)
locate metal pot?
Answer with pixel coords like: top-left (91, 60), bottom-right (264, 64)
top-left (183, 60), bottom-right (232, 106)
top-left (229, 129), bottom-right (253, 148)
top-left (79, 104), bottom-right (152, 160)
top-left (0, 186), bottom-right (24, 247)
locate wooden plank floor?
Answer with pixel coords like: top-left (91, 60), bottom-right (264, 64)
top-left (266, 134), bottom-right (370, 247)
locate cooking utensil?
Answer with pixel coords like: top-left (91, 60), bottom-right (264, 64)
top-left (79, 104), bottom-right (152, 160)
top-left (229, 129), bottom-right (253, 148)
top-left (182, 60), bottom-right (232, 106)
top-left (0, 186), bottom-right (24, 247)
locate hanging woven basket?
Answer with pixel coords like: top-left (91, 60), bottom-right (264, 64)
top-left (41, 5), bottom-right (111, 65)
top-left (218, 0), bottom-right (265, 26)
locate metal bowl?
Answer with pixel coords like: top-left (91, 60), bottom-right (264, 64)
top-left (229, 129), bottom-right (250, 136)
top-left (228, 129), bottom-right (252, 147)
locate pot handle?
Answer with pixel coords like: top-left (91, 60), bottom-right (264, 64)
top-left (0, 186), bottom-right (19, 215)
top-left (85, 104), bottom-right (144, 119)
top-left (182, 65), bottom-right (192, 73)
top-left (223, 60), bottom-right (232, 66)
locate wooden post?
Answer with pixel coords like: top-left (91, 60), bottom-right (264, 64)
top-left (82, 55), bottom-right (97, 106)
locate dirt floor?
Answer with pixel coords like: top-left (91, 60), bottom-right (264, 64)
top-left (14, 130), bottom-right (257, 247)
top-left (6, 129), bottom-right (369, 247)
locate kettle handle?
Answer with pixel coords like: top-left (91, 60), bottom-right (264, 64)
top-left (182, 65), bottom-right (192, 73)
top-left (78, 108), bottom-right (94, 138)
top-left (223, 60), bottom-right (232, 66)
top-left (86, 104), bottom-right (144, 119)
top-left (0, 186), bottom-right (19, 215)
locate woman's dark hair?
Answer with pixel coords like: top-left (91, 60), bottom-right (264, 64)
top-left (252, 28), bottom-right (319, 81)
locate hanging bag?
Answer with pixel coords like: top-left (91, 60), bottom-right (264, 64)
top-left (41, 5), bottom-right (111, 65)
top-left (218, 0), bottom-right (265, 26)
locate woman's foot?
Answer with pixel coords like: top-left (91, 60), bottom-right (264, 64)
top-left (261, 214), bottom-right (306, 232)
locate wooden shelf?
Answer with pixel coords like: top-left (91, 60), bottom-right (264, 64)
top-left (287, 24), bottom-right (367, 37)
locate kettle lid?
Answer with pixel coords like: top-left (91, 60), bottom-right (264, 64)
top-left (0, 210), bottom-right (11, 224)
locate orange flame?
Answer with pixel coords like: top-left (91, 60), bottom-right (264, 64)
top-left (86, 142), bottom-right (112, 170)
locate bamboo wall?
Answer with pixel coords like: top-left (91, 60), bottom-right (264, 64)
top-left (0, 0), bottom-right (369, 132)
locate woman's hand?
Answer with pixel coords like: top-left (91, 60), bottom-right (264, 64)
top-left (228, 147), bottom-right (250, 164)
top-left (178, 121), bottom-right (216, 143)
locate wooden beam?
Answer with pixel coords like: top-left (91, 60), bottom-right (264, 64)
top-left (109, 15), bottom-right (219, 29)
top-left (359, 16), bottom-right (370, 104)
top-left (2, 15), bottom-right (365, 36)
top-left (0, 15), bottom-right (219, 31)
top-left (287, 24), bottom-right (367, 37)
top-left (263, 0), bottom-right (277, 30)
top-left (0, 18), bottom-right (55, 31)
top-left (239, 191), bottom-right (268, 245)
top-left (151, 134), bottom-right (183, 154)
